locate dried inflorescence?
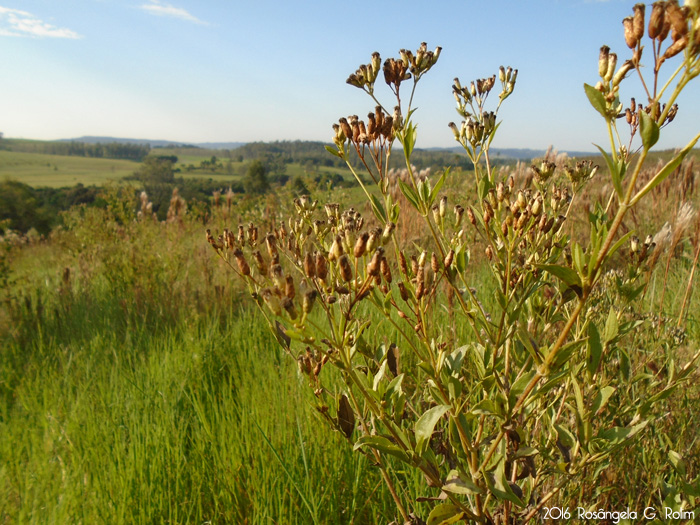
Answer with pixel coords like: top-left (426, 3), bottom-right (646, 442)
top-left (207, 200), bottom-right (404, 326)
top-left (137, 191), bottom-right (155, 222)
top-left (595, 1), bottom-right (700, 133)
top-left (448, 67), bottom-right (517, 153)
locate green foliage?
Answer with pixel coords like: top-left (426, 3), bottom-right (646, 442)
top-left (1, 138), bottom-right (150, 161)
top-left (0, 180), bottom-right (53, 234)
top-left (243, 159), bottom-right (270, 194)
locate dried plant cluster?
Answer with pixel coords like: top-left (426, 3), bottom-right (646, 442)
top-left (210, 4), bottom-right (700, 523)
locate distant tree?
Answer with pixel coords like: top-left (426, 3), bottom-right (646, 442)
top-left (132, 157), bottom-right (175, 183)
top-left (0, 180), bottom-right (52, 234)
top-left (243, 160), bottom-right (270, 195)
top-left (154, 155), bottom-right (178, 164)
top-left (290, 176), bottom-right (310, 196)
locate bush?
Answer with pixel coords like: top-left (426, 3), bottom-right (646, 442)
top-left (210, 7), bottom-right (700, 523)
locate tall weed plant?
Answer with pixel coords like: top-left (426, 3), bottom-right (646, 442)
top-left (211, 3), bottom-right (700, 523)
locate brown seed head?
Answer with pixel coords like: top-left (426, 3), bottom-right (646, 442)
top-left (598, 46), bottom-right (610, 78)
top-left (285, 275), bottom-right (295, 299)
top-left (265, 234), bottom-right (277, 259)
top-left (399, 252), bottom-right (409, 277)
top-left (252, 250), bottom-right (267, 275)
top-left (233, 248), bottom-right (250, 276)
top-left (454, 205), bottom-right (465, 227)
top-left (666, 1), bottom-right (687, 40)
top-left (281, 297), bottom-right (297, 320)
top-left (398, 282), bottom-right (409, 302)
top-left (329, 235), bottom-right (343, 261)
top-left (380, 256), bottom-right (392, 283)
top-left (302, 290), bottom-right (317, 314)
top-left (316, 253), bottom-right (328, 281)
top-left (431, 252), bottom-right (440, 273)
top-left (270, 264), bottom-right (284, 288)
top-left (367, 113), bottom-right (376, 138)
top-left (649, 2), bottom-right (668, 41)
top-left (633, 3), bottom-right (646, 42)
top-left (354, 231), bottom-right (369, 258)
top-left (467, 206), bottom-right (477, 226)
top-left (304, 252), bottom-right (316, 278)
top-left (367, 248), bottom-right (384, 277)
top-left (623, 16), bottom-right (638, 48)
top-left (261, 288), bottom-right (281, 315)
top-left (663, 34), bottom-right (688, 58)
top-left (444, 249), bottom-right (455, 270)
top-left (367, 228), bottom-right (381, 252)
top-left (338, 254), bottom-right (353, 282)
top-left (381, 222), bottom-right (396, 245)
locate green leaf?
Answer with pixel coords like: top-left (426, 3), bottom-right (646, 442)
top-left (372, 361), bottom-right (388, 391)
top-left (594, 144), bottom-right (624, 198)
top-left (572, 376), bottom-right (585, 423)
top-left (537, 264), bottom-right (582, 289)
top-left (639, 110), bottom-right (660, 151)
top-left (471, 399), bottom-right (501, 417)
top-left (401, 121), bottom-right (417, 158)
top-left (668, 450), bottom-right (687, 477)
top-left (429, 167), bottom-right (450, 207)
top-left (599, 421), bottom-right (648, 445)
top-left (554, 424), bottom-right (576, 448)
top-left (415, 405), bottom-right (450, 456)
top-left (398, 179), bottom-right (420, 211)
top-left (353, 436), bottom-right (410, 463)
top-left (485, 458), bottom-right (525, 507)
top-left (426, 504), bottom-right (464, 525)
top-left (550, 339), bottom-right (586, 369)
top-left (485, 121), bottom-right (502, 149)
top-left (389, 202), bottom-right (400, 223)
top-left (369, 192), bottom-right (387, 222)
top-left (324, 144), bottom-right (342, 158)
top-left (509, 370), bottom-right (536, 410)
top-left (606, 231), bottom-right (634, 261)
top-left (571, 242), bottom-right (586, 276)
top-left (444, 345), bottom-right (468, 376)
top-left (587, 322), bottom-right (603, 377)
top-left (603, 309), bottom-right (618, 343)
top-left (584, 83), bottom-right (609, 120)
top-left (591, 386), bottom-right (616, 415)
top-left (443, 470), bottom-right (484, 495)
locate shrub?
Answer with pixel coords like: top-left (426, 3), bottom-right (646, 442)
top-left (210, 7), bottom-right (700, 523)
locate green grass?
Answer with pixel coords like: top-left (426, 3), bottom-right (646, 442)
top-left (0, 148), bottom-right (355, 190)
top-left (0, 201), bottom-right (410, 524)
top-left (2, 165), bottom-right (699, 523)
top-left (0, 150), bottom-right (139, 188)
top-left (0, 274), bottom-right (401, 524)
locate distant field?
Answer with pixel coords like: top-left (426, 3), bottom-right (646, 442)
top-left (0, 150), bottom-right (138, 188)
top-left (0, 148), bottom-right (356, 190)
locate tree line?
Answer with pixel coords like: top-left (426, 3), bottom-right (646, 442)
top-left (1, 139), bottom-right (150, 161)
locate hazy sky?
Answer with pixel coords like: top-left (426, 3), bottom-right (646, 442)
top-left (1, 0), bottom-right (699, 152)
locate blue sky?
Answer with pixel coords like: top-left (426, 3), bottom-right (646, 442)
top-left (1, 0), bottom-right (699, 152)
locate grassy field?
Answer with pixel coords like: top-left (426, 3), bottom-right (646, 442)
top-left (0, 198), bottom-right (427, 523)
top-left (0, 147), bottom-right (355, 190)
top-left (1, 165), bottom-right (699, 523)
top-left (2, 140), bottom-right (700, 522)
top-left (0, 150), bottom-right (140, 188)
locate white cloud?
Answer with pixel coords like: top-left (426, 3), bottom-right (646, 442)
top-left (0, 6), bottom-right (81, 38)
top-left (139, 1), bottom-right (206, 25)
